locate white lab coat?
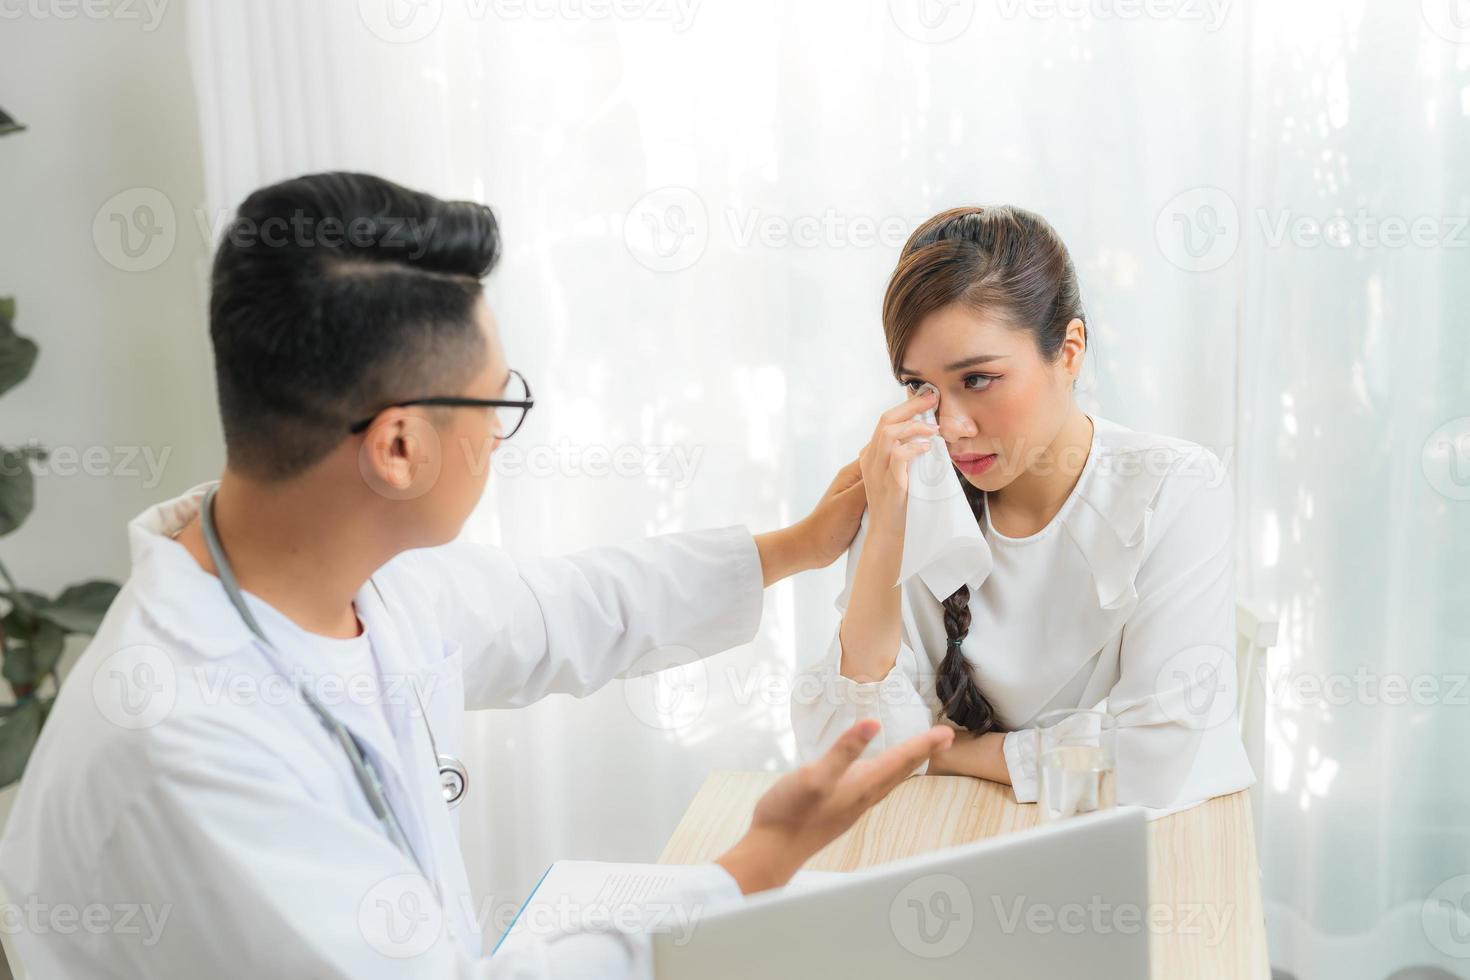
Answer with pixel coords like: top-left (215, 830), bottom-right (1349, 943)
top-left (791, 417), bottom-right (1256, 818)
top-left (0, 483), bottom-right (762, 978)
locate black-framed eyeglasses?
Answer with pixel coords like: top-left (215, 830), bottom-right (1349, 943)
top-left (348, 369), bottom-right (535, 439)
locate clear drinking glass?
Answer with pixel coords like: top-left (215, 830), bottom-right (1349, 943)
top-left (1035, 709), bottom-right (1117, 822)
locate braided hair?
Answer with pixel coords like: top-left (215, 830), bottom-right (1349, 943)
top-left (934, 479), bottom-right (996, 733)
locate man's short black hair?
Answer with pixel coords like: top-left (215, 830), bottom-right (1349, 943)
top-left (209, 171), bottom-right (501, 480)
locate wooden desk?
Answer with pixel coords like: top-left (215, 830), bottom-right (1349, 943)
top-left (659, 772), bottom-right (1268, 979)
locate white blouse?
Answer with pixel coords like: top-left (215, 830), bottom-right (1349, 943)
top-left (791, 416), bottom-right (1256, 816)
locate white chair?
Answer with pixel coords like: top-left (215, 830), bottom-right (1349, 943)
top-left (1236, 599), bottom-right (1278, 849)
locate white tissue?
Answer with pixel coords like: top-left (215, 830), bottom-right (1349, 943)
top-left (897, 398), bottom-right (992, 600)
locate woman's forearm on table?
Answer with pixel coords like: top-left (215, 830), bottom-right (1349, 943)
top-left (926, 730), bottom-right (1012, 784)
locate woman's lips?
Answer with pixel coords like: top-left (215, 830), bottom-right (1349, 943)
top-left (951, 452), bottom-right (998, 476)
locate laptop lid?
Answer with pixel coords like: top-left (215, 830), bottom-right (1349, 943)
top-left (655, 806), bottom-right (1150, 980)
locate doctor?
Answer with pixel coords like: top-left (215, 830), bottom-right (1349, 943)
top-left (0, 172), bottom-right (953, 978)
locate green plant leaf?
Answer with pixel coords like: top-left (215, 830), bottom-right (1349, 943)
top-left (2, 634), bottom-right (35, 687)
top-left (1, 602), bottom-right (52, 687)
top-left (2, 604), bottom-right (29, 634)
top-left (0, 447), bottom-right (36, 536)
top-left (29, 619), bottom-right (64, 679)
top-left (0, 618), bottom-right (64, 687)
top-left (0, 335), bottom-right (37, 398)
top-left (0, 312), bottom-right (37, 396)
top-left (0, 697), bottom-right (43, 787)
top-left (0, 297), bottom-right (37, 397)
top-left (37, 580), bottom-right (120, 634)
top-left (1, 590), bottom-right (48, 625)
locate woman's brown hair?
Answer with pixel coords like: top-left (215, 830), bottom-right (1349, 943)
top-left (881, 205), bottom-right (1086, 733)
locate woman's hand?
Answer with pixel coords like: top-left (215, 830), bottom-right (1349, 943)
top-left (833, 388), bottom-right (938, 682)
top-left (715, 720), bottom-right (954, 893)
top-left (858, 388), bottom-right (940, 538)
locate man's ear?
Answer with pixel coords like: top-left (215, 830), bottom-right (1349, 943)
top-left (355, 412), bottom-right (443, 502)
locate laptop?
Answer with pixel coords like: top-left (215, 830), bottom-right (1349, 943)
top-left (654, 806), bottom-right (1150, 979)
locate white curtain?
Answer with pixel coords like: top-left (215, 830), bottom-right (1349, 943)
top-left (184, 1), bottom-right (1467, 975)
top-left (1236, 2), bottom-right (1470, 977)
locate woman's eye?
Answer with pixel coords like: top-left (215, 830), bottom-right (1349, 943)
top-left (902, 380), bottom-right (925, 393)
top-left (964, 374), bottom-right (998, 391)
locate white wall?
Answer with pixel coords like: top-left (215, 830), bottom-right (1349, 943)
top-left (0, 6), bottom-right (216, 609)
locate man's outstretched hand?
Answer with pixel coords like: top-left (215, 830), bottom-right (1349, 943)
top-left (798, 458), bottom-right (867, 571)
top-left (715, 720), bottom-right (955, 894)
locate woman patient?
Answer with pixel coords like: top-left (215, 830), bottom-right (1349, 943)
top-left (792, 205), bottom-right (1254, 814)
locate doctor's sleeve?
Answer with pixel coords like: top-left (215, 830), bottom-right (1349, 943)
top-left (405, 527), bottom-right (765, 709)
top-left (789, 524), bottom-right (938, 771)
top-left (93, 716), bottom-right (740, 979)
top-left (1006, 469), bottom-right (1255, 811)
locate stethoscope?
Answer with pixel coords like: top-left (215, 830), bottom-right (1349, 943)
top-left (199, 485), bottom-right (469, 876)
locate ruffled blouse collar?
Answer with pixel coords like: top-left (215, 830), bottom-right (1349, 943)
top-left (834, 415), bottom-right (1212, 626)
top-left (978, 415), bottom-right (1186, 616)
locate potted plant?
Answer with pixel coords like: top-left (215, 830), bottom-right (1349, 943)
top-left (0, 106), bottom-right (122, 794)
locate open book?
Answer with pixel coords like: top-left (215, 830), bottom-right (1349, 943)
top-left (492, 860), bottom-right (850, 957)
